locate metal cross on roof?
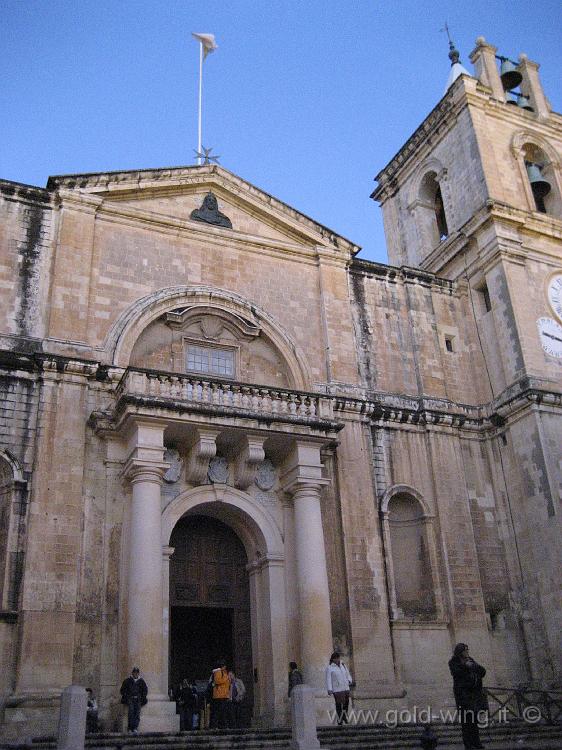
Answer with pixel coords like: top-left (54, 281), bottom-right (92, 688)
top-left (194, 146), bottom-right (221, 165)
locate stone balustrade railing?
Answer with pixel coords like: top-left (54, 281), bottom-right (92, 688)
top-left (117, 368), bottom-right (335, 423)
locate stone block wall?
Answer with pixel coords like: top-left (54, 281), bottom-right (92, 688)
top-left (0, 183), bottom-right (54, 344)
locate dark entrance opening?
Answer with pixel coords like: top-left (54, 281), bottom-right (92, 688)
top-left (169, 514), bottom-right (253, 724)
top-left (170, 606), bottom-right (234, 687)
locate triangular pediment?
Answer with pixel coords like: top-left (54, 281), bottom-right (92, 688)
top-left (47, 165), bottom-right (360, 255)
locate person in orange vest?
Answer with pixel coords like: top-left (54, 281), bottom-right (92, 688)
top-left (209, 660), bottom-right (231, 729)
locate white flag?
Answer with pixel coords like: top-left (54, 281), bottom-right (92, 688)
top-left (192, 33), bottom-right (217, 60)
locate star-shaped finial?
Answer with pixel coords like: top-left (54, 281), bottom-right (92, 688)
top-left (194, 146), bottom-right (221, 165)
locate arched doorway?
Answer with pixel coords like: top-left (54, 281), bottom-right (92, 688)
top-left (169, 514), bottom-right (253, 724)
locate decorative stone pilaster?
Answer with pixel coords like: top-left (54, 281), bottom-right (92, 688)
top-left (281, 442), bottom-right (333, 692)
top-left (161, 545), bottom-right (175, 698)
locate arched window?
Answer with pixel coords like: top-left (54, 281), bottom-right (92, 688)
top-left (419, 172), bottom-right (449, 246)
top-left (512, 134), bottom-right (562, 218)
top-left (129, 306), bottom-right (293, 388)
top-left (380, 487), bottom-right (444, 621)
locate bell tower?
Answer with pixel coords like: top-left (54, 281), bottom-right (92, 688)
top-left (373, 37), bottom-right (562, 686)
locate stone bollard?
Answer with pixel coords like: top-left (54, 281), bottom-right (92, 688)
top-left (57, 686), bottom-right (87, 750)
top-left (290, 684), bottom-right (321, 750)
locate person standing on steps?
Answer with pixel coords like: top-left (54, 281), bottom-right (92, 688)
top-left (210, 660), bottom-right (231, 729)
top-left (85, 688), bottom-right (98, 733)
top-left (120, 666), bottom-right (148, 735)
top-left (325, 651), bottom-right (353, 726)
top-left (448, 643), bottom-right (487, 750)
top-left (288, 661), bottom-right (304, 698)
top-left (228, 669), bottom-right (246, 728)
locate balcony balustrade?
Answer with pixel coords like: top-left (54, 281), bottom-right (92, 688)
top-left (116, 368), bottom-right (338, 428)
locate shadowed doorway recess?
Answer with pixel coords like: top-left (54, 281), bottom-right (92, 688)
top-left (169, 515), bottom-right (253, 722)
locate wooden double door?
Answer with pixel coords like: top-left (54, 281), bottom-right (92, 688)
top-left (169, 515), bottom-right (253, 721)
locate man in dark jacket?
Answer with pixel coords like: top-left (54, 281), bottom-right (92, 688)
top-left (288, 661), bottom-right (304, 697)
top-left (120, 667), bottom-right (148, 734)
top-left (448, 644), bottom-right (487, 749)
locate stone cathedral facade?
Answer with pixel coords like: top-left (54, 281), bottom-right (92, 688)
top-left (0, 37), bottom-right (560, 736)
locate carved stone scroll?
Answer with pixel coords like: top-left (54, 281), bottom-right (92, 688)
top-left (185, 428), bottom-right (219, 485)
top-left (233, 435), bottom-right (266, 490)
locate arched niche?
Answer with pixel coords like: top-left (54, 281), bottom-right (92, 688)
top-left (104, 285), bottom-right (312, 390)
top-left (380, 485), bottom-right (444, 621)
top-left (0, 451), bottom-right (27, 611)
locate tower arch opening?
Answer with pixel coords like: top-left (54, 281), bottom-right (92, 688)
top-left (419, 172), bottom-right (449, 244)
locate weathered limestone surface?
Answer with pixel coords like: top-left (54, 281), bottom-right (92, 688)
top-left (0, 36), bottom-right (560, 739)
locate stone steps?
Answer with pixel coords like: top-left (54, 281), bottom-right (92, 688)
top-left (3, 722), bottom-right (561, 750)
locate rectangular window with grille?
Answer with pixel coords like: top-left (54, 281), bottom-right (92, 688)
top-left (186, 343), bottom-right (235, 378)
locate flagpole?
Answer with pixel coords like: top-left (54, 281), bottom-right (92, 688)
top-left (197, 41), bottom-right (203, 166)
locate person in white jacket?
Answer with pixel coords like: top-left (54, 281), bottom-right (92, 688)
top-left (325, 651), bottom-right (353, 725)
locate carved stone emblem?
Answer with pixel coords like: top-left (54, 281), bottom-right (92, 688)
top-left (190, 191), bottom-right (232, 228)
top-left (255, 459), bottom-right (276, 491)
top-left (200, 315), bottom-right (224, 340)
top-left (208, 456), bottom-right (229, 484)
top-left (163, 448), bottom-right (183, 484)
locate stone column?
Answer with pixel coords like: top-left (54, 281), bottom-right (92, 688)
top-left (282, 442), bottom-right (333, 692)
top-left (292, 481), bottom-right (333, 690)
top-left (122, 420), bottom-right (178, 731)
top-left (125, 461), bottom-right (168, 698)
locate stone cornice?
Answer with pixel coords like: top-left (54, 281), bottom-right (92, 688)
top-left (4, 350), bottom-right (559, 438)
top-left (420, 199), bottom-right (562, 275)
top-left (467, 92), bottom-right (562, 139)
top-left (112, 393), bottom-right (344, 437)
top-left (93, 204), bottom-right (324, 265)
top-left (350, 259), bottom-right (456, 295)
top-left (0, 180), bottom-right (53, 208)
top-left (46, 164), bottom-right (361, 256)
top-left (335, 377), bottom-right (561, 433)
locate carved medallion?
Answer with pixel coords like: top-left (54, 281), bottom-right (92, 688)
top-left (208, 455), bottom-right (229, 484)
top-left (255, 459), bottom-right (276, 491)
top-left (190, 191), bottom-right (232, 228)
top-left (200, 315), bottom-right (225, 340)
top-left (163, 448), bottom-right (183, 484)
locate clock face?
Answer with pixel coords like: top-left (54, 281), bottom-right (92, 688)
top-left (547, 273), bottom-right (562, 323)
top-left (537, 317), bottom-right (562, 359)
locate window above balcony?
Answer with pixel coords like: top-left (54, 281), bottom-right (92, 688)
top-left (185, 341), bottom-right (236, 378)
top-left (129, 304), bottom-right (293, 388)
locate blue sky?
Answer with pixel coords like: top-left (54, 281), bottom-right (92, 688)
top-left (2, 1), bottom-right (561, 263)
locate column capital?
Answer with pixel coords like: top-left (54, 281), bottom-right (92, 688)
top-left (122, 458), bottom-right (169, 484)
top-left (280, 440), bottom-right (330, 494)
top-left (246, 552), bottom-right (285, 574)
top-left (288, 478), bottom-right (330, 498)
top-left (162, 545), bottom-right (175, 559)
